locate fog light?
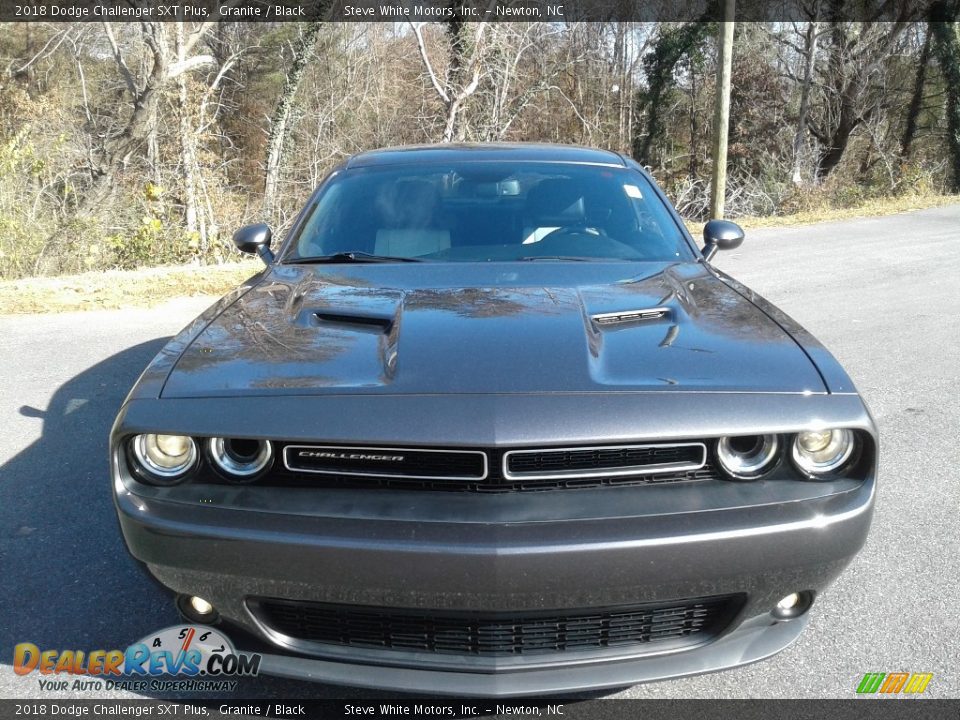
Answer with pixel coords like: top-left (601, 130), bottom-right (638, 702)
top-left (190, 596), bottom-right (214, 616)
top-left (772, 590), bottom-right (814, 619)
top-left (777, 593), bottom-right (800, 610)
top-left (176, 594), bottom-right (220, 623)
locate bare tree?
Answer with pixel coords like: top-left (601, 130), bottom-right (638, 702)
top-left (930, 5), bottom-right (960, 190)
top-left (790, 20), bottom-right (822, 184)
top-left (411, 17), bottom-right (491, 142)
top-left (263, 22), bottom-right (322, 218)
top-left (807, 20), bottom-right (909, 179)
top-left (69, 20), bottom-right (218, 217)
top-left (900, 22), bottom-right (933, 162)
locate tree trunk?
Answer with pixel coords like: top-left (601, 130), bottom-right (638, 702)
top-left (813, 19), bottom-right (908, 180)
top-left (689, 64), bottom-right (699, 178)
top-left (900, 24), bottom-right (932, 162)
top-left (930, 10), bottom-right (960, 191)
top-left (411, 15), bottom-right (487, 144)
top-left (814, 22), bottom-right (863, 180)
top-left (792, 21), bottom-right (819, 185)
top-left (263, 22), bottom-right (322, 218)
top-left (816, 103), bottom-right (860, 179)
top-left (176, 24), bottom-right (199, 242)
top-left (442, 17), bottom-right (479, 143)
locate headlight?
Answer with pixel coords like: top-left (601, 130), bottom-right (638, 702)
top-left (131, 434), bottom-right (197, 483)
top-left (715, 435), bottom-right (779, 479)
top-left (791, 429), bottom-right (855, 477)
top-left (208, 438), bottom-right (273, 480)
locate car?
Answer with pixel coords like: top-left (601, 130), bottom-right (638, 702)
top-left (111, 143), bottom-right (877, 696)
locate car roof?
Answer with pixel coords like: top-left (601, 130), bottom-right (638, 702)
top-left (345, 143), bottom-right (628, 169)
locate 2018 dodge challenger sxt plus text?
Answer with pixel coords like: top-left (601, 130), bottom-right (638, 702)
top-left (112, 144), bottom-right (876, 695)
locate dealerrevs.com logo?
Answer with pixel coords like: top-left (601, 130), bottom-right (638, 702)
top-left (14, 625), bottom-right (261, 692)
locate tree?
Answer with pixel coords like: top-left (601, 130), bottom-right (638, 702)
top-left (263, 22), bottom-right (322, 218)
top-left (790, 20), bottom-right (822, 184)
top-left (96, 22), bottom-right (218, 205)
top-left (412, 18), bottom-right (490, 142)
top-left (930, 5), bottom-right (960, 190)
top-left (633, 21), bottom-right (713, 166)
top-left (900, 22), bottom-right (933, 162)
top-left (807, 19), bottom-right (909, 180)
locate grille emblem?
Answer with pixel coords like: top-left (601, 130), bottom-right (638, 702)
top-left (283, 445), bottom-right (488, 480)
top-left (298, 451), bottom-right (405, 462)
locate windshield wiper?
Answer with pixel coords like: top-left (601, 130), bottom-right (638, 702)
top-left (518, 255), bottom-right (599, 262)
top-left (286, 252), bottom-right (424, 264)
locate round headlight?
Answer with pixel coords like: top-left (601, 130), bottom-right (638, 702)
top-left (792, 429), bottom-right (855, 477)
top-left (132, 434), bottom-right (197, 482)
top-left (208, 438), bottom-right (273, 480)
top-left (716, 435), bottom-right (779, 479)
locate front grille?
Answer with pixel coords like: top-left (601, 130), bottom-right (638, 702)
top-left (252, 596), bottom-right (740, 657)
top-left (505, 444), bottom-right (706, 479)
top-left (262, 442), bottom-right (719, 492)
top-left (266, 453), bottom-right (722, 493)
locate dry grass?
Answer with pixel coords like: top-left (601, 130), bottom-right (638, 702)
top-left (0, 262), bottom-right (260, 315)
top-left (684, 193), bottom-right (959, 236)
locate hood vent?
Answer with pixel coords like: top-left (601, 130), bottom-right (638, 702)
top-left (592, 307), bottom-right (670, 327)
top-left (313, 311), bottom-right (393, 333)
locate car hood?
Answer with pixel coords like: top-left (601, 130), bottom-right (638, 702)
top-left (160, 262), bottom-right (826, 398)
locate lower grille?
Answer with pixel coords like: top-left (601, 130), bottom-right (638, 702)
top-left (252, 596), bottom-right (740, 657)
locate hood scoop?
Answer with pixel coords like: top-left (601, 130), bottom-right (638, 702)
top-left (312, 311), bottom-right (394, 334)
top-left (592, 307), bottom-right (671, 327)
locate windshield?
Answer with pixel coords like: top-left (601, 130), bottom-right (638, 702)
top-left (283, 162), bottom-right (693, 263)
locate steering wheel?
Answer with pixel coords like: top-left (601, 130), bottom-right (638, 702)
top-left (527, 225), bottom-right (642, 260)
top-left (533, 225), bottom-right (608, 245)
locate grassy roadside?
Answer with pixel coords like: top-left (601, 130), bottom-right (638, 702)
top-left (0, 262), bottom-right (260, 315)
top-left (684, 193), bottom-right (960, 236)
top-left (1, 193), bottom-right (956, 315)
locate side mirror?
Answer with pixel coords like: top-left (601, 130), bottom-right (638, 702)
top-left (233, 223), bottom-right (274, 265)
top-left (702, 219), bottom-right (744, 262)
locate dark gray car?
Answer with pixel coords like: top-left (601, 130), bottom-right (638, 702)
top-left (112, 144), bottom-right (876, 696)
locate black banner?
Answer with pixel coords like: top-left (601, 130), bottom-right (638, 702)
top-left (0, 0), bottom-right (944, 23)
top-left (1, 700), bottom-right (959, 720)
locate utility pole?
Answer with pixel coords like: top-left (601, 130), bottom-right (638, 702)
top-left (710, 0), bottom-right (735, 219)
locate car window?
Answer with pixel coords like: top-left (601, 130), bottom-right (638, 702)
top-left (287, 162), bottom-right (692, 262)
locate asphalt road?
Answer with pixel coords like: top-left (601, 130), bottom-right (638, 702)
top-left (2, 205), bottom-right (958, 701)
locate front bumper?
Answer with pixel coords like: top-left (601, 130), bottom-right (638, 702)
top-left (115, 463), bottom-right (873, 695)
top-left (112, 391), bottom-right (876, 695)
